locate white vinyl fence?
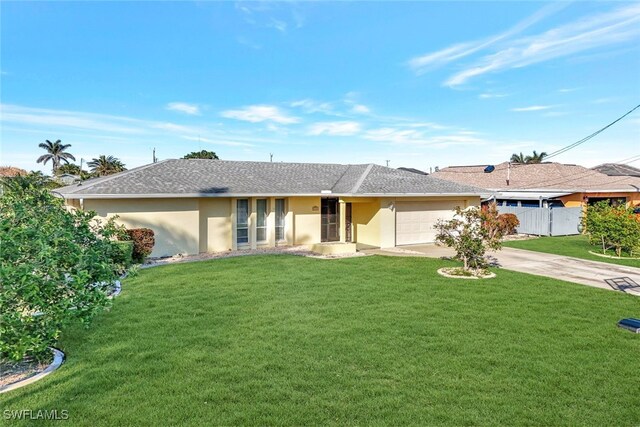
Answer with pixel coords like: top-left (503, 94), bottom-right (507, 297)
top-left (497, 206), bottom-right (583, 236)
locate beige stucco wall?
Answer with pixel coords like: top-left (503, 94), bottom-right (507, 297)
top-left (288, 196), bottom-right (321, 245)
top-left (349, 196), bottom-right (480, 249)
top-left (199, 198), bottom-right (232, 253)
top-left (77, 194), bottom-right (481, 257)
top-left (84, 198), bottom-right (200, 257)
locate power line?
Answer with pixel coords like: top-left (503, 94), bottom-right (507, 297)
top-left (545, 103), bottom-right (640, 160)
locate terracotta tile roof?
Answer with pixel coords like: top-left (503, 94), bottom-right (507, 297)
top-left (431, 162), bottom-right (640, 192)
top-left (0, 166), bottom-right (28, 177)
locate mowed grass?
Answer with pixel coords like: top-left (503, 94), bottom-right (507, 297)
top-left (503, 235), bottom-right (640, 268)
top-left (2, 255), bottom-right (640, 426)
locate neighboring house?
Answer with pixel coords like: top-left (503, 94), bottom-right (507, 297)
top-left (397, 167), bottom-right (428, 175)
top-left (431, 162), bottom-right (640, 208)
top-left (56, 173), bottom-right (81, 185)
top-left (592, 163), bottom-right (640, 177)
top-left (57, 159), bottom-right (483, 257)
top-left (0, 166), bottom-right (28, 177)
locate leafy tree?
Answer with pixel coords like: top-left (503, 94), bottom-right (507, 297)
top-left (583, 201), bottom-right (640, 257)
top-left (88, 155), bottom-right (127, 177)
top-left (56, 163), bottom-right (91, 180)
top-left (36, 140), bottom-right (76, 174)
top-left (510, 151), bottom-right (548, 164)
top-left (434, 206), bottom-right (506, 272)
top-left (1, 174), bottom-right (125, 361)
top-left (182, 150), bottom-right (220, 160)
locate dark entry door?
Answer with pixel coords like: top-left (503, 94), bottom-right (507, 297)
top-left (321, 198), bottom-right (340, 242)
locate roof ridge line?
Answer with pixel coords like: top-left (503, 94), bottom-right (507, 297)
top-left (350, 163), bottom-right (375, 194)
top-left (63, 159), bottom-right (171, 194)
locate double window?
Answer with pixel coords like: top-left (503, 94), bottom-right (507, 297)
top-left (236, 198), bottom-right (286, 245)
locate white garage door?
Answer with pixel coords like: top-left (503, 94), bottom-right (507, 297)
top-left (395, 201), bottom-right (463, 246)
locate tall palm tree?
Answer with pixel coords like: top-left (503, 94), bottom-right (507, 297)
top-left (36, 140), bottom-right (76, 174)
top-left (510, 151), bottom-right (548, 164)
top-left (88, 155), bottom-right (127, 177)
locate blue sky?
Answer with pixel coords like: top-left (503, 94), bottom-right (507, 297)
top-left (1, 1), bottom-right (639, 173)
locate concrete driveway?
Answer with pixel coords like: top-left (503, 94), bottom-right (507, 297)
top-left (367, 244), bottom-right (640, 295)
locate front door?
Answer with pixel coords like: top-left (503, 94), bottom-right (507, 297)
top-left (321, 198), bottom-right (340, 242)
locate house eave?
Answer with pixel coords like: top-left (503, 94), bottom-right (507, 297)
top-left (59, 192), bottom-right (485, 200)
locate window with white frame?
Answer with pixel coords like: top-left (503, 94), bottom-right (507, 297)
top-left (256, 199), bottom-right (268, 242)
top-left (236, 199), bottom-right (249, 245)
top-left (275, 198), bottom-right (285, 242)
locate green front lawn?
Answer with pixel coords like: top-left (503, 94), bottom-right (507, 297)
top-left (2, 255), bottom-right (639, 426)
top-left (503, 235), bottom-right (640, 268)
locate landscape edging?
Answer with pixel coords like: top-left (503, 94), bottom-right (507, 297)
top-left (0, 348), bottom-right (65, 394)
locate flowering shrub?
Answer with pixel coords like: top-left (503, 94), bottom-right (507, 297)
top-left (0, 174), bottom-right (122, 361)
top-left (435, 206), bottom-right (505, 271)
top-left (126, 228), bottom-right (155, 262)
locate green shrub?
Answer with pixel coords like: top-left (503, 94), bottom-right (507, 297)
top-left (127, 228), bottom-right (155, 262)
top-left (112, 241), bottom-right (134, 268)
top-left (583, 201), bottom-right (640, 257)
top-left (1, 174), bottom-right (123, 361)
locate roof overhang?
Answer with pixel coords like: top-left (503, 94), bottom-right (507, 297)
top-left (488, 191), bottom-right (571, 201)
top-left (59, 192), bottom-right (485, 200)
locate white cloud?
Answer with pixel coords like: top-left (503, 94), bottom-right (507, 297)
top-left (363, 127), bottom-right (486, 147)
top-left (308, 121), bottom-right (361, 136)
top-left (220, 105), bottom-right (300, 124)
top-left (351, 104), bottom-right (371, 114)
top-left (479, 92), bottom-right (508, 99)
top-left (408, 2), bottom-right (567, 74)
top-left (166, 102), bottom-right (200, 115)
top-left (511, 105), bottom-right (553, 112)
top-left (443, 4), bottom-right (640, 86)
top-left (181, 135), bottom-right (254, 147)
top-left (290, 99), bottom-right (336, 115)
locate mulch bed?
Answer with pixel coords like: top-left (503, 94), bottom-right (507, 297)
top-left (0, 354), bottom-right (53, 388)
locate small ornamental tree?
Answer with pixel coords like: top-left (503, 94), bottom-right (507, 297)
top-left (1, 174), bottom-right (124, 361)
top-left (583, 201), bottom-right (640, 257)
top-left (434, 205), bottom-right (508, 272)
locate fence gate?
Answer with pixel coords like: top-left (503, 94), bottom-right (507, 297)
top-left (497, 206), bottom-right (582, 236)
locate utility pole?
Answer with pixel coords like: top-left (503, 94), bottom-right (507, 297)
top-left (153, 148), bottom-right (157, 163)
top-left (270, 153), bottom-right (273, 162)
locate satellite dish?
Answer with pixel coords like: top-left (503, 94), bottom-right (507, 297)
top-left (484, 165), bottom-right (495, 173)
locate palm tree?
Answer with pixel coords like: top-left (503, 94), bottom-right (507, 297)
top-left (510, 151), bottom-right (548, 164)
top-left (88, 155), bottom-right (127, 177)
top-left (36, 140), bottom-right (76, 174)
top-left (526, 150), bottom-right (548, 164)
top-left (510, 152), bottom-right (527, 164)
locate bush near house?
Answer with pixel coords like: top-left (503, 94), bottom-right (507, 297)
top-left (583, 201), bottom-right (640, 257)
top-left (127, 228), bottom-right (155, 262)
top-left (0, 174), bottom-right (124, 361)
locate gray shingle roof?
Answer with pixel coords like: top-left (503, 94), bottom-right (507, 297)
top-left (57, 159), bottom-right (484, 198)
top-left (592, 163), bottom-right (640, 177)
